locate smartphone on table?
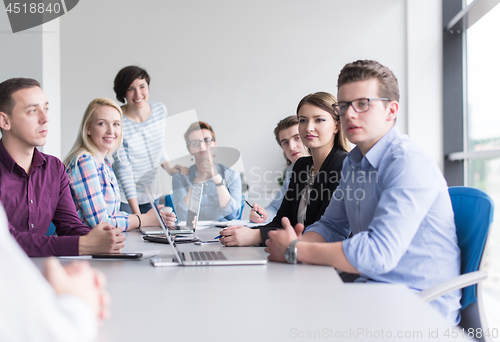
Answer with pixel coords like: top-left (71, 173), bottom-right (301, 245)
top-left (92, 253), bottom-right (143, 259)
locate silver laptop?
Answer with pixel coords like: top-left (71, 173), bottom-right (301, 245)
top-left (146, 189), bottom-right (267, 266)
top-left (140, 183), bottom-right (203, 235)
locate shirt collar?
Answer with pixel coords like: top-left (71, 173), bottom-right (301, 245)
top-left (104, 156), bottom-right (112, 167)
top-left (347, 125), bottom-right (401, 169)
top-left (0, 139), bottom-right (16, 172)
top-left (31, 147), bottom-right (47, 170)
top-left (0, 139), bottom-right (47, 173)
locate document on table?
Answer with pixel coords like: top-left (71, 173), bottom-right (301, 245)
top-left (208, 220), bottom-right (261, 228)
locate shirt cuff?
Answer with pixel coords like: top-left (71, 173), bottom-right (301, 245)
top-left (305, 223), bottom-right (336, 242)
top-left (55, 236), bottom-right (81, 256)
top-left (124, 192), bottom-right (137, 202)
top-left (342, 237), bottom-right (367, 275)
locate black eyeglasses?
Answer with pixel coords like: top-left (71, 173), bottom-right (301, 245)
top-left (333, 98), bottom-right (390, 116)
top-left (188, 137), bottom-right (215, 148)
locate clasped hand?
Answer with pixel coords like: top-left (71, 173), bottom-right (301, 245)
top-left (194, 149), bottom-right (218, 183)
top-left (44, 259), bottom-right (110, 325)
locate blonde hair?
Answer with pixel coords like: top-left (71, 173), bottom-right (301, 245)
top-left (63, 98), bottom-right (123, 167)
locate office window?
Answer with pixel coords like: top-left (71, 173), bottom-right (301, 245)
top-left (465, 3), bottom-right (500, 327)
top-left (444, 0), bottom-right (500, 328)
top-left (466, 5), bottom-right (500, 155)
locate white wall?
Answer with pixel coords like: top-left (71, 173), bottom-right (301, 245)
top-left (0, 10), bottom-right (43, 81)
top-left (0, 0), bottom-right (444, 208)
top-left (42, 19), bottom-right (62, 158)
top-left (0, 11), bottom-right (61, 158)
top-left (59, 0), bottom-right (410, 203)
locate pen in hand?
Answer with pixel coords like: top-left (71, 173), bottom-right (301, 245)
top-left (214, 225), bottom-right (248, 239)
top-left (215, 226), bottom-right (227, 239)
top-left (244, 199), bottom-right (263, 218)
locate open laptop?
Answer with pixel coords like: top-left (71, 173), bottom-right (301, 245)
top-left (146, 189), bottom-right (267, 266)
top-left (140, 183), bottom-right (203, 235)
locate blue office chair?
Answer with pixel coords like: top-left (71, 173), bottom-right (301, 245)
top-left (164, 194), bottom-right (176, 215)
top-left (419, 186), bottom-right (494, 342)
top-left (46, 222), bottom-right (57, 236)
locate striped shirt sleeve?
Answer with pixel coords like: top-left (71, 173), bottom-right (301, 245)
top-left (112, 139), bottom-right (137, 201)
top-left (67, 154), bottom-right (129, 231)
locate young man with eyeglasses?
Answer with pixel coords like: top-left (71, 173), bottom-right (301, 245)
top-left (172, 121), bottom-right (242, 222)
top-left (265, 60), bottom-right (461, 324)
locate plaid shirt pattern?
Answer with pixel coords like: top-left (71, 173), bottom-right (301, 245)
top-left (66, 154), bottom-right (129, 231)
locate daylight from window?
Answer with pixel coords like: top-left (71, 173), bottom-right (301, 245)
top-left (466, 2), bottom-right (500, 328)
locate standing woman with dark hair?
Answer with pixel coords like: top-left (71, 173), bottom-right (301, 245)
top-left (112, 66), bottom-right (185, 215)
top-left (221, 92), bottom-right (349, 246)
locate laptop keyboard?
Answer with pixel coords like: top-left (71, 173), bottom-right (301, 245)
top-left (189, 251), bottom-right (227, 261)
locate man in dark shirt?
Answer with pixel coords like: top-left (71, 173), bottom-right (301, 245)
top-left (0, 77), bottom-right (125, 257)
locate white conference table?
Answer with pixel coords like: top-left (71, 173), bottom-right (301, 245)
top-left (39, 226), bottom-right (470, 342)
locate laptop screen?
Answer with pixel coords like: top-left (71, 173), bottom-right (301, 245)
top-left (146, 188), bottom-right (184, 264)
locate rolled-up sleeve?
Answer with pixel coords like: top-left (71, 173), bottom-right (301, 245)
top-left (67, 155), bottom-right (129, 231)
top-left (341, 150), bottom-right (440, 276)
top-left (218, 168), bottom-right (242, 220)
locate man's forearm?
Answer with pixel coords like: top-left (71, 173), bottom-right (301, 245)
top-left (10, 229), bottom-right (80, 256)
top-left (297, 240), bottom-right (359, 274)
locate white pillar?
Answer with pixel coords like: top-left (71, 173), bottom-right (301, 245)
top-left (0, 12), bottom-right (61, 158)
top-left (407, 0), bottom-right (444, 170)
top-left (42, 19), bottom-right (62, 159)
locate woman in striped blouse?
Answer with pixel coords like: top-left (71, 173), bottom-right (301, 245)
top-left (111, 66), bottom-right (186, 215)
top-left (64, 98), bottom-right (176, 231)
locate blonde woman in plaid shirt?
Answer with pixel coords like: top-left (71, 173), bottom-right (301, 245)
top-left (64, 98), bottom-right (176, 231)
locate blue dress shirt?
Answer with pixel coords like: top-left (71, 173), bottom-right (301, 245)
top-left (264, 164), bottom-right (293, 223)
top-left (306, 126), bottom-right (461, 324)
top-left (172, 163), bottom-right (242, 222)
